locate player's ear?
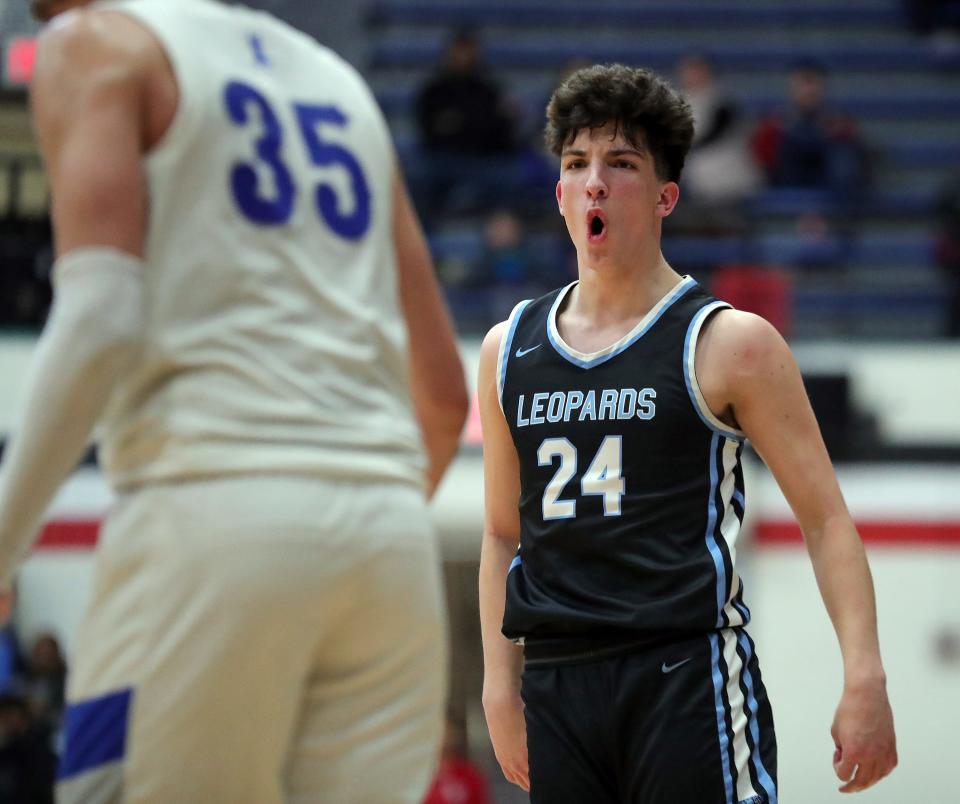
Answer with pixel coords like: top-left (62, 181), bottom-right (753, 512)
top-left (556, 180), bottom-right (564, 215)
top-left (655, 181), bottom-right (680, 218)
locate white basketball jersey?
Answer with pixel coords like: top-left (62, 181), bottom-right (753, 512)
top-left (93, 0), bottom-right (426, 488)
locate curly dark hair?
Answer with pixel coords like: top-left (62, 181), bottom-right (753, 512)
top-left (545, 64), bottom-right (695, 183)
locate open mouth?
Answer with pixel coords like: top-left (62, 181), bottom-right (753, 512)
top-left (587, 210), bottom-right (607, 242)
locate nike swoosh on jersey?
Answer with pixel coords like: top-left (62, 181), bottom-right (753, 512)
top-left (661, 657), bottom-right (693, 674)
top-left (515, 345), bottom-right (541, 358)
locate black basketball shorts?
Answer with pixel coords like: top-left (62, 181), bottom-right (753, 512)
top-left (521, 628), bottom-right (778, 804)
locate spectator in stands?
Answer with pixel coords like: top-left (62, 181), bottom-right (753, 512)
top-left (474, 210), bottom-right (559, 325)
top-left (412, 29), bottom-right (535, 218)
top-left (20, 633), bottom-right (66, 739)
top-left (670, 53), bottom-right (760, 234)
top-left (0, 592), bottom-right (20, 696)
top-left (751, 60), bottom-right (868, 202)
top-left (936, 172), bottom-right (960, 336)
top-left (416, 29), bottom-right (517, 157)
top-left (475, 211), bottom-right (548, 287)
top-left (423, 712), bottom-right (490, 804)
top-left (0, 693), bottom-right (55, 804)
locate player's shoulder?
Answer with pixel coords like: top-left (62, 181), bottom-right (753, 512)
top-left (39, 5), bottom-right (153, 53)
top-left (700, 308), bottom-right (793, 382)
top-left (479, 287), bottom-right (563, 370)
top-left (477, 320), bottom-right (515, 387)
top-left (478, 292), bottom-right (545, 359)
top-left (35, 5), bottom-right (160, 84)
top-left (480, 320), bottom-right (510, 363)
top-left (704, 308), bottom-right (786, 349)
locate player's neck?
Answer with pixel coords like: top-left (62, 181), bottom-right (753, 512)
top-left (570, 252), bottom-right (682, 328)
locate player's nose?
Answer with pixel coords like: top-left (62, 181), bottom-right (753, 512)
top-left (585, 164), bottom-right (608, 199)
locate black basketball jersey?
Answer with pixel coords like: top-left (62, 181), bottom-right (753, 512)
top-left (498, 276), bottom-right (752, 642)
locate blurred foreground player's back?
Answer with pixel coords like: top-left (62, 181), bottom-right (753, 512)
top-left (102, 0), bottom-right (427, 484)
top-left (0, 0), bottom-right (468, 801)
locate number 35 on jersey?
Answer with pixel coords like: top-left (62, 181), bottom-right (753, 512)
top-left (224, 80), bottom-right (371, 239)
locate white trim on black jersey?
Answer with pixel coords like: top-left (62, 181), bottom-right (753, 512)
top-left (684, 301), bottom-right (747, 441)
top-left (709, 629), bottom-right (779, 804)
top-left (713, 436), bottom-right (749, 629)
top-left (497, 299), bottom-right (533, 414)
top-left (546, 276), bottom-right (697, 369)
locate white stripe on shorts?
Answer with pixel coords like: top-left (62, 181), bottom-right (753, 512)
top-left (721, 629), bottom-right (761, 803)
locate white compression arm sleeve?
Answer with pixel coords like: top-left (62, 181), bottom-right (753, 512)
top-left (0, 248), bottom-right (145, 586)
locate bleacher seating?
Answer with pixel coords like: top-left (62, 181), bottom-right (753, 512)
top-left (367, 2), bottom-right (904, 28)
top-left (366, 0), bottom-right (960, 338)
top-left (0, 1), bottom-right (955, 339)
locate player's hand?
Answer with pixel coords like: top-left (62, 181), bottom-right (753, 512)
top-left (831, 675), bottom-right (897, 793)
top-left (482, 689), bottom-right (529, 792)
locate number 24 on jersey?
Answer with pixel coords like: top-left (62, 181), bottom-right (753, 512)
top-left (539, 436), bottom-right (625, 520)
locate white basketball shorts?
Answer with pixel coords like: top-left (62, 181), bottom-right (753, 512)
top-left (56, 474), bottom-right (447, 803)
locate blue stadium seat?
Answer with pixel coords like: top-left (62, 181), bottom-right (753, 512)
top-left (371, 42), bottom-right (960, 72)
top-left (367, 2), bottom-right (900, 29)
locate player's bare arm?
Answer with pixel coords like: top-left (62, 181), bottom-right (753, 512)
top-left (477, 322), bottom-right (529, 792)
top-left (33, 9), bottom-right (174, 254)
top-left (393, 169), bottom-right (469, 498)
top-left (0, 10), bottom-right (157, 591)
top-left (697, 309), bottom-right (897, 793)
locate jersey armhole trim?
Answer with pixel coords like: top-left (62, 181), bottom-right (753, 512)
top-left (497, 299), bottom-right (532, 415)
top-left (684, 301), bottom-right (747, 442)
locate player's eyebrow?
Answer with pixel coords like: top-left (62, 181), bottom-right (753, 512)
top-left (561, 147), bottom-right (647, 158)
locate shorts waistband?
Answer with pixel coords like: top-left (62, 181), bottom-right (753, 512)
top-left (522, 631), bottom-right (678, 668)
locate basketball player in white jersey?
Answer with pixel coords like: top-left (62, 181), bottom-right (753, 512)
top-left (0, 0), bottom-right (468, 800)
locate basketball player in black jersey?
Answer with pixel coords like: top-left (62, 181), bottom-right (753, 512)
top-left (478, 65), bottom-right (896, 804)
